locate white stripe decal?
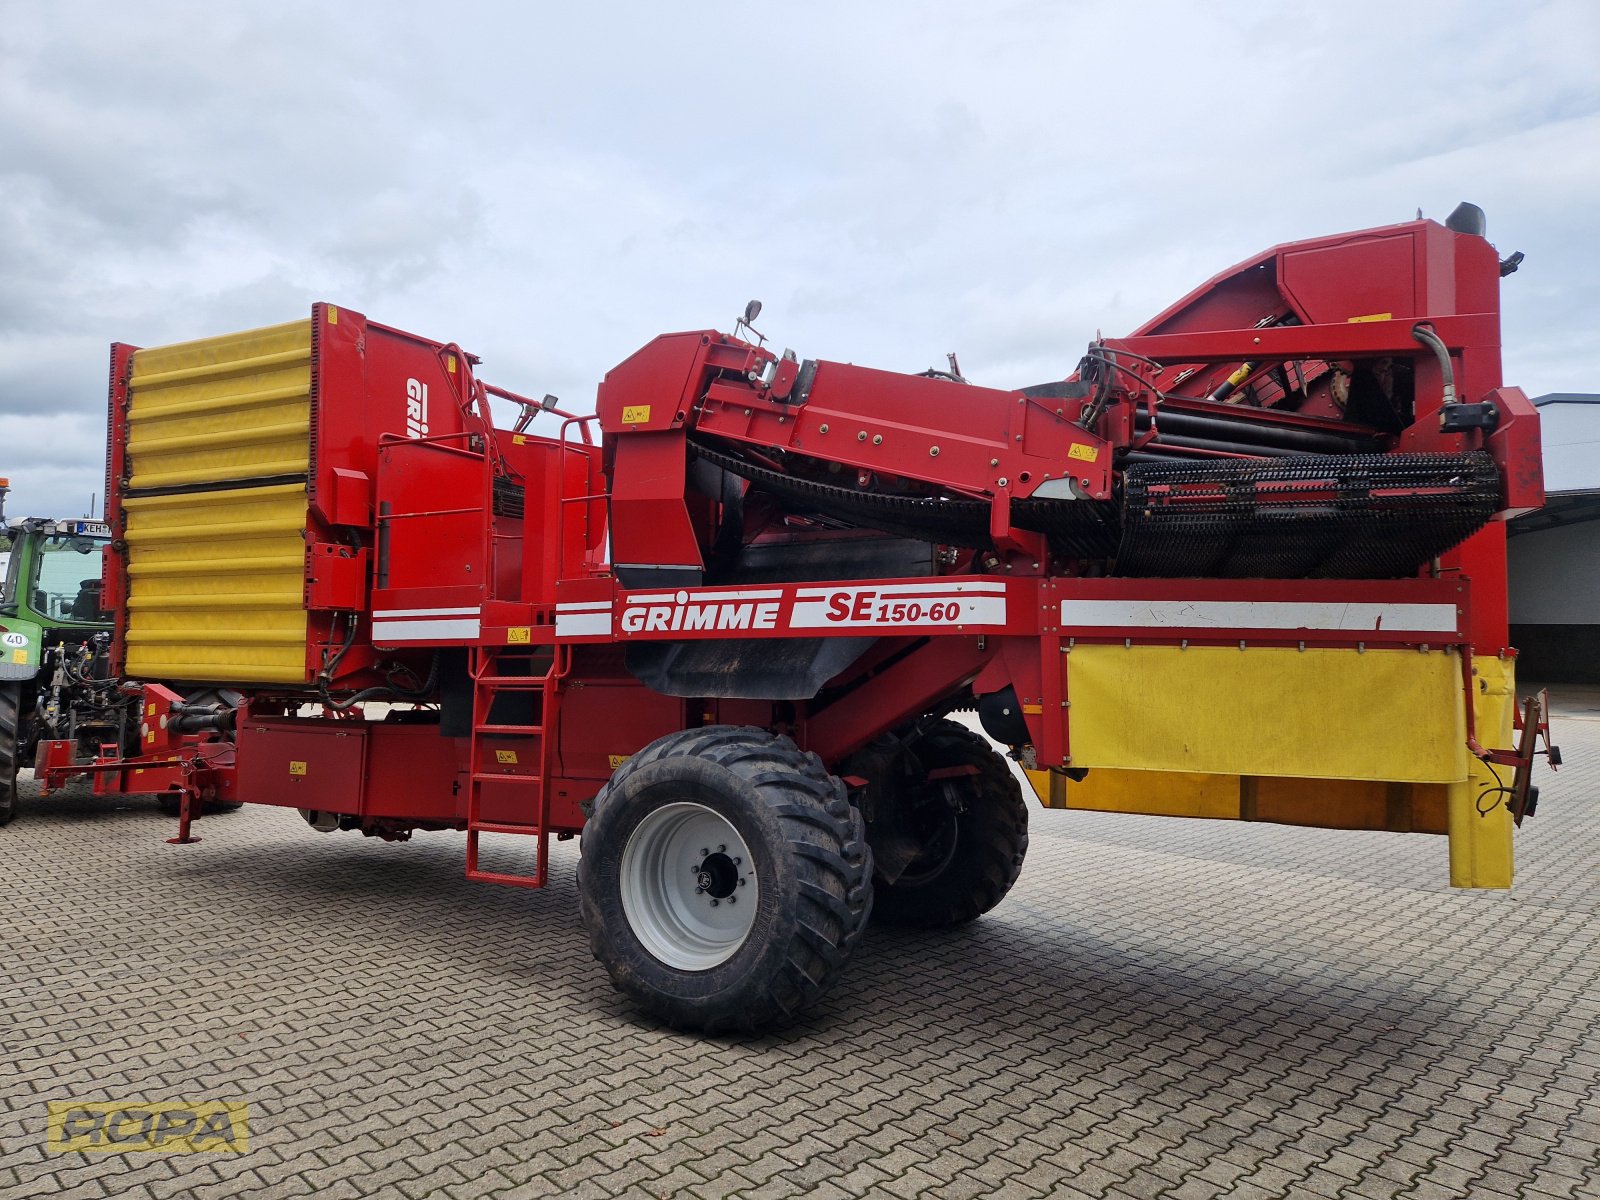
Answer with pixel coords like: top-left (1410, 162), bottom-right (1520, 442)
top-left (372, 618), bottom-right (482, 641)
top-left (624, 589), bottom-right (785, 604)
top-left (556, 601), bottom-right (612, 613)
top-left (371, 607), bottom-right (480, 619)
top-left (555, 612), bottom-right (612, 638)
top-left (1059, 599), bottom-right (1457, 634)
top-left (793, 581), bottom-right (1006, 598)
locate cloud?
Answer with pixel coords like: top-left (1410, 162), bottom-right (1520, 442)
top-left (0, 0), bottom-right (1596, 518)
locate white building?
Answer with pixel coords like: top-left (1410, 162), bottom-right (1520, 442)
top-left (1508, 394), bottom-right (1600, 683)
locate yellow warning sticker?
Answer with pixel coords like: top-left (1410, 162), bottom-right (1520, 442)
top-left (1068, 443), bottom-right (1099, 462)
top-left (447, 355), bottom-right (457, 374)
top-left (288, 761), bottom-right (307, 776)
top-left (621, 405), bottom-right (652, 425)
top-left (147, 702), bottom-right (156, 716)
top-left (10, 649), bottom-right (23, 664)
top-left (607, 754), bottom-right (631, 769)
top-left (327, 306), bottom-right (338, 324)
top-left (507, 627), bottom-right (531, 644)
top-left (512, 434), bottom-right (527, 445)
top-left (1348, 312), bottom-right (1392, 323)
top-left (496, 750), bottom-right (519, 765)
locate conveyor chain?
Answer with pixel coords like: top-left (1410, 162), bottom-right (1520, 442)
top-left (1117, 451), bottom-right (1500, 578)
top-left (691, 439), bottom-right (1499, 579)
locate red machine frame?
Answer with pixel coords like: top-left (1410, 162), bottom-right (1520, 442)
top-left (43, 214), bottom-right (1553, 885)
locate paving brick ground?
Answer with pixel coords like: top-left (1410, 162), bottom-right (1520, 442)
top-left (1, 702), bottom-right (1595, 1200)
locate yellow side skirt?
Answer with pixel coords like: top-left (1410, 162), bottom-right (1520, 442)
top-left (1024, 649), bottom-right (1516, 889)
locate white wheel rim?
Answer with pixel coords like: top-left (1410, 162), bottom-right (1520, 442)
top-left (620, 802), bottom-right (758, 970)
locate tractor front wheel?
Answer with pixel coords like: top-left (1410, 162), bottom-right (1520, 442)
top-left (0, 683), bottom-right (21, 826)
top-left (579, 726), bottom-right (873, 1032)
top-left (852, 719), bottom-right (1029, 929)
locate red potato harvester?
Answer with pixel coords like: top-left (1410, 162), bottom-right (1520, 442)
top-left (43, 204), bottom-right (1557, 1030)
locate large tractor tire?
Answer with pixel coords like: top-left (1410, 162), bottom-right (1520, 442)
top-left (0, 683), bottom-right (20, 826)
top-left (579, 726), bottom-right (873, 1032)
top-left (853, 719), bottom-right (1028, 930)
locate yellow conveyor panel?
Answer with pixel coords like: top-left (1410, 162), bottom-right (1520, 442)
top-left (120, 318), bottom-right (316, 686)
top-left (126, 320), bottom-right (312, 490)
top-left (121, 479), bottom-right (309, 685)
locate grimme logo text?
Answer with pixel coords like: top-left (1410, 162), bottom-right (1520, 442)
top-left (47, 1101), bottom-right (249, 1153)
top-left (405, 377), bottom-right (430, 439)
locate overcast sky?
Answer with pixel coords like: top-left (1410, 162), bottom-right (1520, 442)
top-left (2, 0), bottom-right (1596, 519)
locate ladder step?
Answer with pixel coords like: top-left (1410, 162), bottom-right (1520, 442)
top-left (475, 724), bottom-right (544, 735)
top-left (464, 865), bottom-right (545, 889)
top-left (470, 773), bottom-right (543, 784)
top-left (465, 827), bottom-right (548, 889)
top-left (470, 820), bottom-right (545, 835)
top-left (474, 677), bottom-right (549, 689)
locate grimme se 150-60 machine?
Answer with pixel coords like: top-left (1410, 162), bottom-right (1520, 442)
top-left (46, 206), bottom-right (1556, 1029)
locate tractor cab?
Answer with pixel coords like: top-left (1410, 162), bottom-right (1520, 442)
top-left (1, 518), bottom-right (113, 630)
top-left (0, 515), bottom-right (123, 824)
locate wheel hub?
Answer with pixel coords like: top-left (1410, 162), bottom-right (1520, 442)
top-left (695, 851), bottom-right (740, 899)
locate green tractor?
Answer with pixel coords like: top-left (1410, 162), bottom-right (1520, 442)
top-left (0, 492), bottom-right (137, 823)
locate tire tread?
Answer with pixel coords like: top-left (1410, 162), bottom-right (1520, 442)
top-left (579, 725), bottom-right (873, 1031)
top-left (0, 682), bottom-right (21, 826)
top-left (869, 719), bottom-right (1028, 929)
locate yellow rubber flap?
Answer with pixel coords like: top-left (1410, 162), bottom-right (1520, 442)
top-left (1066, 644), bottom-right (1467, 784)
top-left (1447, 655), bottom-right (1516, 888)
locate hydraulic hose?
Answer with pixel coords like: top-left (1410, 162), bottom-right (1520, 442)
top-left (1411, 323), bottom-right (1457, 406)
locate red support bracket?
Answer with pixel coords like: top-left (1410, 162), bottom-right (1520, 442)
top-left (165, 788), bottom-right (202, 845)
top-left (1461, 649), bottom-right (1558, 829)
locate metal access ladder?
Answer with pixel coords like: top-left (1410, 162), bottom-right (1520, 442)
top-left (464, 644), bottom-right (564, 887)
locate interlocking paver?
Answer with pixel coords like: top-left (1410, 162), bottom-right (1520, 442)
top-left (2, 707), bottom-right (1598, 1200)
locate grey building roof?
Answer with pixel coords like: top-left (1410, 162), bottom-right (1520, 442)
top-left (1530, 393), bottom-right (1600, 496)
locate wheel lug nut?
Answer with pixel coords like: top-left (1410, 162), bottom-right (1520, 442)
top-left (700, 848), bottom-right (709, 857)
top-left (710, 899), bottom-right (720, 907)
top-left (733, 857), bottom-right (742, 865)
top-left (717, 844), bottom-right (726, 853)
top-left (728, 895), bottom-right (736, 904)
top-left (738, 877), bottom-right (747, 887)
